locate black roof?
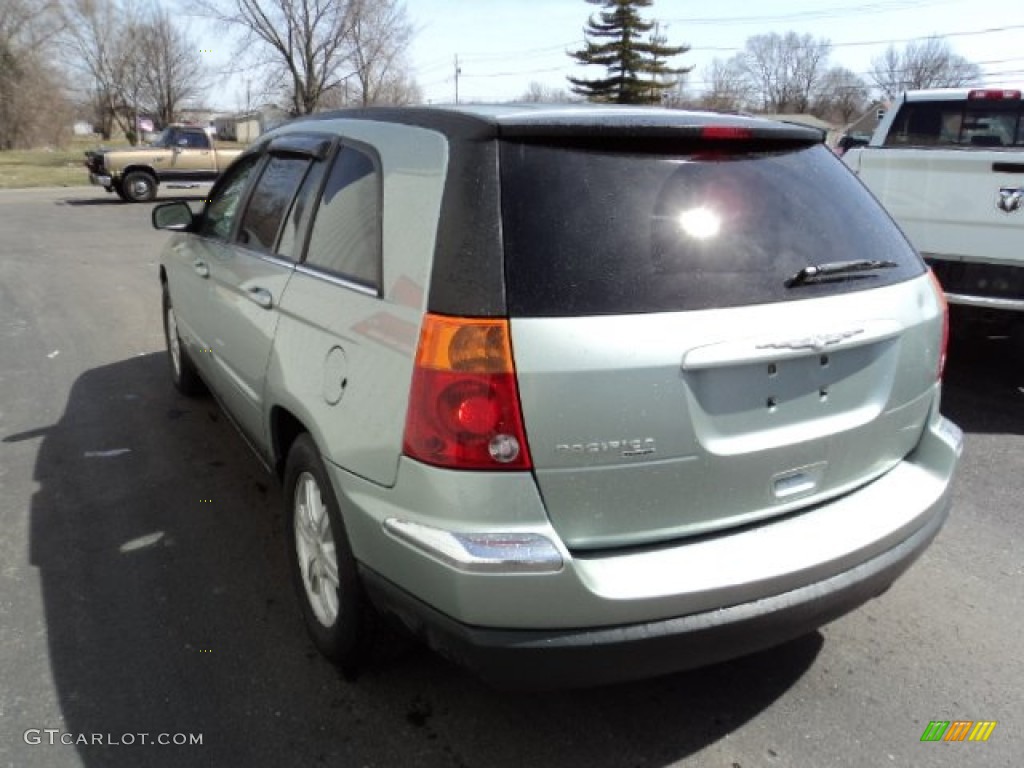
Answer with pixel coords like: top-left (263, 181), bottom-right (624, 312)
top-left (295, 104), bottom-right (823, 143)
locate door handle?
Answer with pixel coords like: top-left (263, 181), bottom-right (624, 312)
top-left (247, 286), bottom-right (273, 309)
top-left (193, 260), bottom-right (209, 278)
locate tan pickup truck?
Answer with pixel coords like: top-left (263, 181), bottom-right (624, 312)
top-left (85, 125), bottom-right (243, 202)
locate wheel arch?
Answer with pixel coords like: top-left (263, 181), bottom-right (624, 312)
top-left (121, 164), bottom-right (158, 181)
top-left (271, 406), bottom-right (310, 481)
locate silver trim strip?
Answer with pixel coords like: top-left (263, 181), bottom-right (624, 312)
top-left (294, 264), bottom-right (380, 297)
top-left (921, 252), bottom-right (1024, 269)
top-left (944, 292), bottom-right (1024, 312)
top-left (255, 252), bottom-right (296, 270)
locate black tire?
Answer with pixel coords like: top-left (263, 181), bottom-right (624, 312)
top-left (284, 434), bottom-right (374, 676)
top-left (122, 170), bottom-right (157, 202)
top-left (162, 284), bottom-right (204, 397)
top-left (112, 181), bottom-right (128, 201)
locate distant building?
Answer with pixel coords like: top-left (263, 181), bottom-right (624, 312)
top-left (760, 113), bottom-right (841, 147)
top-left (844, 102), bottom-right (889, 139)
top-left (213, 105), bottom-right (290, 143)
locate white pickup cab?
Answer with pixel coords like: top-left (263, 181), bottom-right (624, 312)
top-left (844, 88), bottom-right (1024, 314)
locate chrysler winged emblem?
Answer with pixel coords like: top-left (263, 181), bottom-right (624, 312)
top-left (997, 186), bottom-right (1023, 214)
top-left (756, 328), bottom-right (864, 352)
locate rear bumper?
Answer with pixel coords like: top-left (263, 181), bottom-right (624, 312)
top-left (362, 498), bottom-right (948, 689)
top-left (343, 412), bottom-right (962, 688)
top-left (924, 254), bottom-right (1024, 312)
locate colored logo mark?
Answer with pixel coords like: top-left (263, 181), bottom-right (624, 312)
top-left (920, 720), bottom-right (997, 742)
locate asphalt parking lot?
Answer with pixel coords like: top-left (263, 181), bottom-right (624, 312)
top-left (1, 186), bottom-right (1021, 767)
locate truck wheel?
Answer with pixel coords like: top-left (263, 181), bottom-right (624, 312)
top-left (112, 181), bottom-right (128, 201)
top-left (122, 171), bottom-right (157, 202)
top-left (284, 434), bottom-right (375, 677)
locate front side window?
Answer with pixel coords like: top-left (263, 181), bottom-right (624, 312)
top-left (237, 155), bottom-right (312, 254)
top-left (197, 154), bottom-right (260, 240)
top-left (180, 131), bottom-right (210, 149)
top-left (304, 146), bottom-right (381, 289)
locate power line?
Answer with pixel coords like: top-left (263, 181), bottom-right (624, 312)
top-left (419, 23), bottom-right (1024, 80)
top-left (664, 0), bottom-right (961, 26)
top-left (830, 23), bottom-right (1024, 48)
top-left (430, 23), bottom-right (1024, 82)
top-left (689, 23), bottom-right (1024, 53)
top-left (461, 65), bottom-right (571, 80)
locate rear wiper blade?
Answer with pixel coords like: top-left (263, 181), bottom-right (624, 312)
top-left (785, 259), bottom-right (898, 288)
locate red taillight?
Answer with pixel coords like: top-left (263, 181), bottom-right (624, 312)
top-left (700, 125), bottom-right (753, 140)
top-left (403, 314), bottom-right (532, 470)
top-left (928, 270), bottom-right (948, 380)
top-left (967, 89), bottom-right (1021, 101)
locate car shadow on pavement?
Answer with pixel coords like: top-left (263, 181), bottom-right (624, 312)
top-left (26, 353), bottom-right (821, 768)
top-left (942, 328), bottom-right (1024, 436)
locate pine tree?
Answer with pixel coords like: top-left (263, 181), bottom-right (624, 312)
top-left (568, 0), bottom-right (691, 104)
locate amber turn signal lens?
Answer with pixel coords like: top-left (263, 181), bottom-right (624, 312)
top-left (403, 314), bottom-right (532, 470)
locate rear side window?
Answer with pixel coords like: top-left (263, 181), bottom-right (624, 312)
top-left (500, 143), bottom-right (924, 316)
top-left (883, 100), bottom-right (1023, 147)
top-left (237, 155), bottom-right (311, 254)
top-left (304, 146), bottom-right (381, 290)
top-left (276, 159), bottom-right (327, 261)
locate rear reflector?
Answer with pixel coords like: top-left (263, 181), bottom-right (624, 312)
top-left (967, 89), bottom-right (1021, 100)
top-left (700, 125), bottom-right (753, 140)
top-left (383, 519), bottom-right (562, 573)
top-left (928, 270), bottom-right (949, 380)
top-left (403, 314), bottom-right (532, 470)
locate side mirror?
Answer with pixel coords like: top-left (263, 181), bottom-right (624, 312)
top-left (152, 201), bottom-right (195, 231)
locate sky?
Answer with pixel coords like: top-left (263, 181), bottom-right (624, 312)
top-left (402, 0), bottom-right (1024, 104)
top-left (195, 0), bottom-right (1024, 110)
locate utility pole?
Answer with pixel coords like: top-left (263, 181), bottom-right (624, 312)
top-left (650, 22), bottom-right (661, 105)
top-left (454, 54), bottom-right (462, 104)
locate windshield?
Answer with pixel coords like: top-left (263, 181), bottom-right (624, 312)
top-left (500, 142), bottom-right (925, 316)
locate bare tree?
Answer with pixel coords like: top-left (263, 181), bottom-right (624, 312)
top-left (195, 0), bottom-right (418, 114)
top-left (138, 6), bottom-right (209, 127)
top-left (61, 0), bottom-right (145, 140)
top-left (0, 0), bottom-right (70, 148)
top-left (347, 0), bottom-right (416, 106)
top-left (812, 66), bottom-right (869, 124)
top-left (517, 81), bottom-right (576, 103)
top-left (660, 75), bottom-right (693, 109)
top-left (734, 31), bottom-right (832, 113)
top-left (870, 38), bottom-right (982, 98)
top-left (698, 57), bottom-right (753, 112)
top-left (193, 0), bottom-right (357, 115)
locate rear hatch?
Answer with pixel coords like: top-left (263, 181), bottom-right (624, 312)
top-left (499, 132), bottom-right (940, 550)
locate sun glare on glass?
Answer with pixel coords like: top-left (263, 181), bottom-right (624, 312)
top-left (678, 206), bottom-right (721, 240)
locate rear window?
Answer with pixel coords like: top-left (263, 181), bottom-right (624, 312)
top-left (883, 100), bottom-right (1023, 148)
top-left (499, 143), bottom-right (924, 316)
